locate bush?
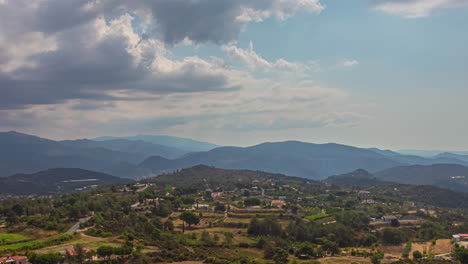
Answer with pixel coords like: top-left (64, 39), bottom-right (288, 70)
top-left (412, 250), bottom-right (422, 259)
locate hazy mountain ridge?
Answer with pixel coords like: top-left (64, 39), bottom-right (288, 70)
top-left (0, 131), bottom-right (217, 178)
top-left (60, 138), bottom-right (186, 159)
top-left (94, 135), bottom-right (219, 152)
top-left (0, 168), bottom-right (131, 195)
top-left (324, 164), bottom-right (468, 192)
top-left (140, 141), bottom-right (404, 179)
top-left (374, 164), bottom-right (468, 192)
top-left (3, 131), bottom-right (468, 184)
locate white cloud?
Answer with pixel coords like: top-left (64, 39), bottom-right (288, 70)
top-left (222, 41), bottom-right (316, 75)
top-left (375, 0), bottom-right (468, 18)
top-left (341, 59), bottom-right (359, 67)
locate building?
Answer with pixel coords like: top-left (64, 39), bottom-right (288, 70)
top-left (0, 256), bottom-right (28, 264)
top-left (271, 200), bottom-right (286, 208)
top-left (453, 234), bottom-right (468, 242)
top-left (194, 204), bottom-right (211, 210)
top-left (381, 215), bottom-right (397, 222)
top-left (361, 199), bottom-right (375, 204)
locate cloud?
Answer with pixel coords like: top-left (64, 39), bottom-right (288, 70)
top-left (125, 0), bottom-right (325, 45)
top-left (0, 13), bottom-right (239, 109)
top-left (222, 41), bottom-right (315, 74)
top-left (341, 59), bottom-right (359, 67)
top-left (0, 0), bottom-right (367, 138)
top-left (374, 0), bottom-right (468, 18)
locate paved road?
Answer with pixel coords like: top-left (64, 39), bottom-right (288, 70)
top-left (66, 216), bottom-right (92, 234)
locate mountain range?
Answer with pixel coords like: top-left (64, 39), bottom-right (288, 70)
top-left (140, 141), bottom-right (468, 179)
top-left (326, 164), bottom-right (468, 192)
top-left (0, 131), bottom-right (216, 178)
top-left (0, 168), bottom-right (130, 195)
top-left (2, 131), bottom-right (468, 184)
top-left (93, 135), bottom-right (219, 153)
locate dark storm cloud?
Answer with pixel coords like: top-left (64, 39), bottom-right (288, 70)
top-left (124, 0), bottom-right (323, 45)
top-left (0, 0), bottom-right (320, 110)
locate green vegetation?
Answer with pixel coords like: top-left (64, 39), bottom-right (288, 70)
top-left (0, 166), bottom-right (467, 264)
top-left (0, 233), bottom-right (28, 244)
top-left (305, 213), bottom-right (329, 220)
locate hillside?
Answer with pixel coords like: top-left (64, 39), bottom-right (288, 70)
top-left (94, 135), bottom-right (219, 152)
top-left (368, 184), bottom-right (468, 209)
top-left (140, 141), bottom-right (405, 179)
top-left (149, 165), bottom-right (326, 195)
top-left (325, 169), bottom-right (394, 186)
top-left (375, 164), bottom-right (468, 192)
top-left (0, 168), bottom-right (130, 195)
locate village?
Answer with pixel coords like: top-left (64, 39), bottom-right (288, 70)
top-left (0, 172), bottom-right (467, 264)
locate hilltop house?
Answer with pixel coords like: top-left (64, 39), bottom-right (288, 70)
top-left (271, 200), bottom-right (286, 208)
top-left (381, 215), bottom-right (397, 223)
top-left (0, 256), bottom-right (28, 264)
top-left (453, 234), bottom-right (468, 242)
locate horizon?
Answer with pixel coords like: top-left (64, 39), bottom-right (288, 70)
top-left (4, 129), bottom-right (468, 154)
top-left (1, 0), bottom-right (468, 151)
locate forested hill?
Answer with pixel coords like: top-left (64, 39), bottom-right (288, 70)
top-left (367, 184), bottom-right (468, 209)
top-left (149, 165), bottom-right (324, 192)
top-left (0, 168), bottom-right (131, 195)
top-left (325, 169), bottom-right (395, 186)
top-left (375, 164), bottom-right (468, 193)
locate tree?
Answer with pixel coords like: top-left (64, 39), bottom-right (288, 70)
top-left (454, 247), bottom-right (468, 264)
top-left (244, 198), bottom-right (261, 207)
top-left (97, 245), bottom-right (114, 259)
top-left (380, 228), bottom-right (406, 245)
top-left (370, 251), bottom-right (384, 264)
top-left (412, 250), bottom-right (422, 259)
top-left (272, 247), bottom-right (289, 264)
top-left (28, 252), bottom-right (64, 264)
top-left (180, 211), bottom-right (200, 228)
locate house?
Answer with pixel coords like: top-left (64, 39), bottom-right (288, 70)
top-left (278, 196), bottom-right (287, 201)
top-left (271, 200), bottom-right (286, 208)
top-left (381, 215), bottom-right (397, 222)
top-left (65, 248), bottom-right (90, 256)
top-left (146, 198), bottom-right (163, 206)
top-left (358, 190), bottom-right (371, 195)
top-left (0, 256), bottom-right (28, 264)
top-left (361, 199), bottom-right (375, 204)
top-left (195, 204), bottom-right (211, 210)
top-left (453, 234), bottom-right (468, 242)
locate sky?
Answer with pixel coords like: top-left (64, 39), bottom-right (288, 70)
top-left (0, 0), bottom-right (467, 150)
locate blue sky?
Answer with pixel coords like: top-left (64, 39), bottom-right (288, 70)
top-left (0, 0), bottom-right (467, 150)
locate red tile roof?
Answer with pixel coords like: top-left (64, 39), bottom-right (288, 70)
top-left (0, 256), bottom-right (28, 261)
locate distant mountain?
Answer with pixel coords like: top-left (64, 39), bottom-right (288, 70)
top-left (434, 152), bottom-right (468, 163)
top-left (0, 168), bottom-right (130, 195)
top-left (61, 138), bottom-right (185, 159)
top-left (375, 164), bottom-right (468, 192)
top-left (140, 141), bottom-right (403, 179)
top-left (94, 135), bottom-right (219, 153)
top-left (325, 169), bottom-right (394, 186)
top-left (0, 131), bottom-right (140, 178)
top-left (368, 148), bottom-right (468, 166)
top-left (398, 149), bottom-right (468, 157)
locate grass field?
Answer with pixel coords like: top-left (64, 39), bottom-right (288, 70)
top-left (0, 233), bottom-right (29, 244)
top-left (319, 256), bottom-right (371, 264)
top-left (305, 213), bottom-right (329, 220)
